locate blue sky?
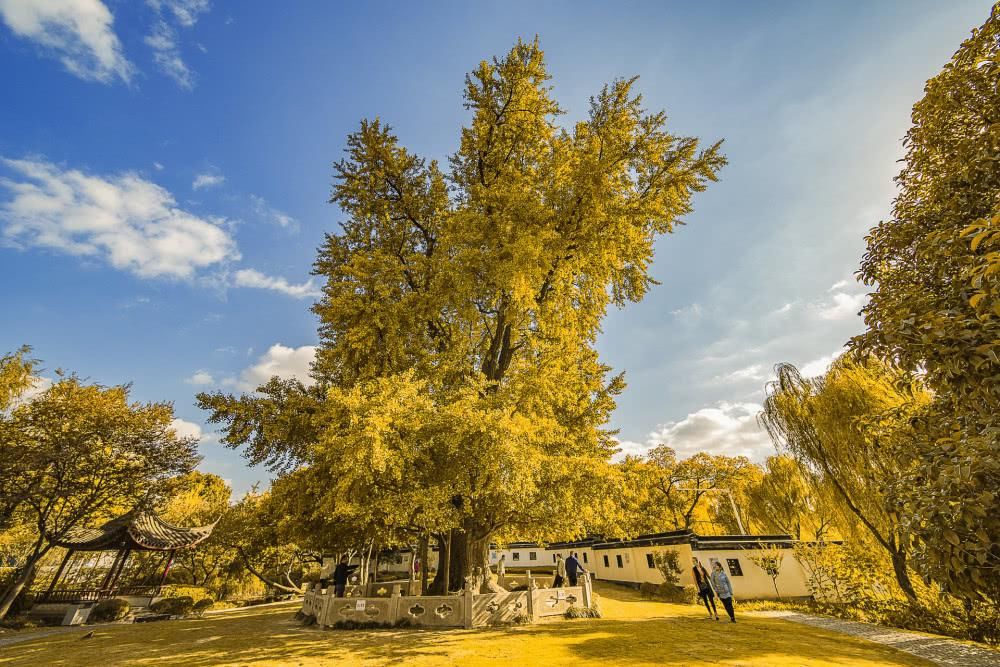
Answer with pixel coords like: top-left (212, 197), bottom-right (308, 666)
top-left (0, 0), bottom-right (991, 496)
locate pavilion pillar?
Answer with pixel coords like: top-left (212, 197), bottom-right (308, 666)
top-left (156, 550), bottom-right (176, 593)
top-left (45, 549), bottom-right (74, 597)
top-left (99, 548), bottom-right (125, 591)
top-left (105, 548), bottom-right (132, 594)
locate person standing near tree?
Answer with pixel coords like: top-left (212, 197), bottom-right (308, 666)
top-left (565, 552), bottom-right (586, 587)
top-left (333, 556), bottom-right (358, 598)
top-left (710, 561), bottom-right (736, 622)
top-left (692, 557), bottom-right (719, 620)
top-left (553, 554), bottom-right (567, 587)
top-left (496, 554), bottom-right (506, 587)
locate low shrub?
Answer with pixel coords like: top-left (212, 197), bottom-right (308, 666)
top-left (640, 582), bottom-right (698, 604)
top-left (0, 616), bottom-right (40, 630)
top-left (510, 612), bottom-right (530, 625)
top-left (89, 598), bottom-right (130, 623)
top-left (160, 586), bottom-right (213, 604)
top-left (191, 598), bottom-right (214, 617)
top-left (150, 595), bottom-right (195, 617)
top-left (564, 604), bottom-right (602, 619)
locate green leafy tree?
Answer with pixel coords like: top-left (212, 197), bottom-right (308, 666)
top-left (200, 38), bottom-right (725, 591)
top-left (0, 375), bottom-right (199, 620)
top-left (853, 4), bottom-right (1000, 605)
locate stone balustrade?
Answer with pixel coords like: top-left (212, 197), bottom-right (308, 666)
top-left (301, 572), bottom-right (593, 629)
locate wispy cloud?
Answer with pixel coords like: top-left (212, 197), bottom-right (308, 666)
top-left (0, 156), bottom-right (239, 279)
top-left (0, 0), bottom-right (133, 84)
top-left (192, 170), bottom-right (225, 190)
top-left (250, 195), bottom-right (298, 231)
top-left (147, 0), bottom-right (210, 28)
top-left (145, 20), bottom-right (193, 89)
top-left (232, 268), bottom-right (321, 299)
top-left (145, 0), bottom-right (210, 88)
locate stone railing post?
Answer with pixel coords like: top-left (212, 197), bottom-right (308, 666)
top-left (463, 575), bottom-right (476, 629)
top-left (581, 573), bottom-right (593, 609)
top-left (525, 571), bottom-right (535, 621)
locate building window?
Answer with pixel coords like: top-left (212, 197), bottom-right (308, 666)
top-left (583, 553), bottom-right (588, 563)
top-left (512, 552), bottom-right (520, 562)
top-left (616, 554), bottom-right (623, 568)
top-left (603, 555), bottom-right (609, 568)
top-left (646, 553), bottom-right (655, 569)
top-left (553, 554), bottom-right (557, 563)
top-left (529, 552), bottom-right (536, 561)
top-left (727, 558), bottom-right (743, 576)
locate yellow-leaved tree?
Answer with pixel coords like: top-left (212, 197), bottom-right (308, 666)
top-left (199, 39), bottom-right (724, 592)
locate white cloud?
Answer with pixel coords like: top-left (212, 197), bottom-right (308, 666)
top-left (828, 279), bottom-right (850, 292)
top-left (192, 171), bottom-right (224, 190)
top-left (817, 292), bottom-right (866, 320)
top-left (250, 195), bottom-right (297, 230)
top-left (714, 363), bottom-right (766, 384)
top-left (800, 350), bottom-right (843, 377)
top-left (153, 162), bottom-right (164, 171)
top-left (0, 0), bottom-right (133, 83)
top-left (225, 343), bottom-right (316, 392)
top-left (145, 20), bottom-right (192, 89)
top-left (232, 268), bottom-right (321, 299)
top-left (170, 417), bottom-right (204, 441)
top-left (0, 157), bottom-right (240, 279)
top-left (670, 303), bottom-right (702, 320)
top-left (771, 302), bottom-right (793, 315)
top-left (623, 402), bottom-right (774, 461)
top-left (185, 370), bottom-right (214, 385)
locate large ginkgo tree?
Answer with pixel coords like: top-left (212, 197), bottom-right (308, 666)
top-left (200, 39), bottom-right (724, 591)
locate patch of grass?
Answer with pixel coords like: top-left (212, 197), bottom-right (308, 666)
top-left (0, 584), bottom-right (937, 666)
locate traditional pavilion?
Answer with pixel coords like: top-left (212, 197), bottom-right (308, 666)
top-left (38, 510), bottom-right (216, 604)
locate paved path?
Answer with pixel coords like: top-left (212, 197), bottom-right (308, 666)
top-left (753, 610), bottom-right (1000, 667)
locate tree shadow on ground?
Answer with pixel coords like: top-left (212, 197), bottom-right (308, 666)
top-left (0, 598), bottom-right (933, 667)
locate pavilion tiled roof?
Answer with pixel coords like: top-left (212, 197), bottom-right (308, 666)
top-left (51, 510), bottom-right (217, 552)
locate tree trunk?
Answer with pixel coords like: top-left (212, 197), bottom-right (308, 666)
top-left (0, 541), bottom-right (50, 621)
top-left (418, 534), bottom-right (429, 595)
top-left (889, 546), bottom-right (918, 602)
top-left (427, 534), bottom-right (448, 594)
top-left (441, 531), bottom-right (451, 594)
top-left (447, 527), bottom-right (467, 593)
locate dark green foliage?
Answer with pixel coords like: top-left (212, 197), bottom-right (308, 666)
top-left (564, 604), bottom-right (602, 619)
top-left (90, 598), bottom-right (130, 623)
top-left (640, 582), bottom-right (698, 604)
top-left (150, 595), bottom-right (195, 617)
top-left (191, 598), bottom-right (214, 617)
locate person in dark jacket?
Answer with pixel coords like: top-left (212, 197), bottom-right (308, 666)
top-left (333, 556), bottom-right (358, 598)
top-left (692, 557), bottom-right (719, 620)
top-left (565, 552), bottom-right (586, 586)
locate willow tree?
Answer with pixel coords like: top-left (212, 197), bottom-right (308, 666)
top-left (201, 39), bottom-right (724, 590)
top-left (853, 5), bottom-right (1000, 605)
top-left (760, 357), bottom-right (929, 601)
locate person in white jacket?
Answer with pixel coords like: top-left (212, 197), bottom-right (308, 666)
top-left (553, 554), bottom-right (567, 587)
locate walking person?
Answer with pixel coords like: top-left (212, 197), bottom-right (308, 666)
top-left (333, 556), bottom-right (358, 598)
top-left (692, 557), bottom-right (719, 620)
top-left (553, 554), bottom-right (566, 588)
top-left (496, 554), bottom-right (506, 588)
top-left (565, 552), bottom-right (586, 587)
top-left (710, 561), bottom-right (736, 623)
